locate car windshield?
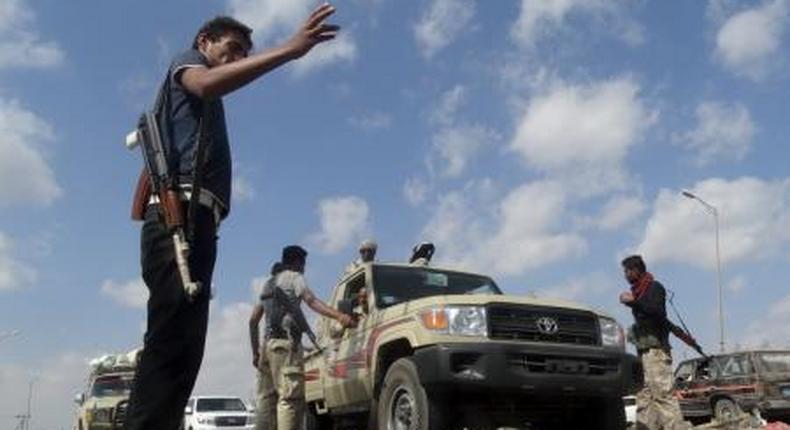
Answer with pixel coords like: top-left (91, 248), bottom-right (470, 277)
top-left (372, 266), bottom-right (502, 308)
top-left (196, 398), bottom-right (247, 412)
top-left (90, 376), bottom-right (132, 397)
top-left (758, 352), bottom-right (790, 373)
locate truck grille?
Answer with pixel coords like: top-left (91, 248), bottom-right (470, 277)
top-left (215, 415), bottom-right (248, 427)
top-left (506, 354), bottom-right (619, 375)
top-left (113, 400), bottom-right (128, 428)
top-left (487, 304), bottom-right (599, 346)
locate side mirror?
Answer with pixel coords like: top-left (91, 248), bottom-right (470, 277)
top-left (337, 299), bottom-right (354, 316)
top-left (184, 406), bottom-right (193, 415)
top-left (74, 393), bottom-right (85, 405)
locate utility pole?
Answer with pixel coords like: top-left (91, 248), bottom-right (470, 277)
top-left (682, 190), bottom-right (725, 353)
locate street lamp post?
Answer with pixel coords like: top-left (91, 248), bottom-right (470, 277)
top-left (682, 190), bottom-right (725, 353)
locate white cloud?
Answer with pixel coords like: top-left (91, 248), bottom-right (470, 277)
top-left (742, 294), bottom-right (790, 348)
top-left (536, 271), bottom-right (614, 301)
top-left (414, 0), bottom-right (476, 59)
top-left (510, 0), bottom-right (644, 48)
top-left (228, 0), bottom-right (313, 43)
top-left (290, 31), bottom-right (357, 77)
top-left (590, 195), bottom-right (647, 231)
top-left (228, 0), bottom-right (355, 76)
top-left (433, 125), bottom-right (497, 178)
top-left (511, 77), bottom-right (656, 195)
top-left (0, 351), bottom-right (91, 430)
top-left (0, 232), bottom-right (36, 292)
top-left (714, 0), bottom-right (788, 80)
top-left (422, 180), bottom-right (586, 277)
top-left (309, 196), bottom-right (371, 254)
top-left (100, 278), bottom-right (148, 309)
top-left (0, 0), bottom-right (64, 69)
top-left (682, 101), bottom-right (756, 165)
top-left (232, 176), bottom-right (256, 202)
top-left (347, 111), bottom-right (392, 131)
top-left (0, 98), bottom-right (61, 206)
top-left (431, 85), bottom-right (466, 126)
top-left (403, 177), bottom-right (430, 207)
top-left (636, 177), bottom-right (790, 269)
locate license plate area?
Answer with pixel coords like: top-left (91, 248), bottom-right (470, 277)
top-left (545, 359), bottom-right (589, 374)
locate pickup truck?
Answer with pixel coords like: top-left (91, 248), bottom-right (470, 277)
top-left (304, 263), bottom-right (635, 430)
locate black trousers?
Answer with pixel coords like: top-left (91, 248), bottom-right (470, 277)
top-left (126, 205), bottom-right (217, 430)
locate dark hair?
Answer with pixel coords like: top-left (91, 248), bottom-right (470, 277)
top-left (270, 262), bottom-right (284, 276)
top-left (282, 245), bottom-right (308, 265)
top-left (621, 255), bottom-right (646, 273)
top-left (192, 16), bottom-right (253, 50)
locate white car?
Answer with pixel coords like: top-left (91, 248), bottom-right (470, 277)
top-left (183, 396), bottom-right (254, 430)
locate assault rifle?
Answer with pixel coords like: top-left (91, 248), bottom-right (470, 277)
top-left (126, 111), bottom-right (201, 300)
top-left (260, 287), bottom-right (322, 352)
top-left (666, 319), bottom-right (707, 359)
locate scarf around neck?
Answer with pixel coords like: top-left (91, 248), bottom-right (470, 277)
top-left (631, 272), bottom-right (654, 300)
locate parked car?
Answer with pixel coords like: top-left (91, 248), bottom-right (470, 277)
top-left (183, 396), bottom-right (254, 430)
top-left (673, 350), bottom-right (790, 423)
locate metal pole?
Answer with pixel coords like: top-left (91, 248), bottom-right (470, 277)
top-left (713, 208), bottom-right (724, 353)
top-left (681, 190), bottom-right (725, 353)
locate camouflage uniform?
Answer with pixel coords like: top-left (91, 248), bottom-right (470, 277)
top-left (254, 343), bottom-right (278, 430)
top-left (636, 348), bottom-right (692, 430)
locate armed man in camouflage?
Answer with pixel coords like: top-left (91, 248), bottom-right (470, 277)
top-left (260, 245), bottom-right (356, 430)
top-left (620, 255), bottom-right (693, 430)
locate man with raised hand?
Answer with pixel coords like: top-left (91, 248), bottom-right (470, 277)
top-left (126, 5), bottom-right (341, 430)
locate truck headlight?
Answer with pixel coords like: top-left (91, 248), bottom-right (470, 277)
top-left (420, 306), bottom-right (487, 337)
top-left (599, 317), bottom-right (625, 349)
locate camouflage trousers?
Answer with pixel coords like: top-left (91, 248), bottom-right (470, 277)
top-left (255, 339), bottom-right (305, 430)
top-left (636, 348), bottom-right (693, 430)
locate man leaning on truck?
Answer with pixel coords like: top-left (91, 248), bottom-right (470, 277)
top-left (259, 245), bottom-right (355, 430)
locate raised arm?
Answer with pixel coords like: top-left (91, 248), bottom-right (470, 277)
top-left (302, 288), bottom-right (356, 328)
top-left (181, 4), bottom-right (339, 99)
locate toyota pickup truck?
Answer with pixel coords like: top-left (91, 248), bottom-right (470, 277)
top-left (303, 263), bottom-right (635, 430)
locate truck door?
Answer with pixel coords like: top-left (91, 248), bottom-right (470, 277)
top-left (325, 272), bottom-right (372, 409)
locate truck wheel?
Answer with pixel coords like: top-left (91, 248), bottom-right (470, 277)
top-left (377, 358), bottom-right (446, 430)
top-left (713, 398), bottom-right (740, 422)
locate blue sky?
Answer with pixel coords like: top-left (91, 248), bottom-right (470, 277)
top-left (2, 0), bottom-right (790, 427)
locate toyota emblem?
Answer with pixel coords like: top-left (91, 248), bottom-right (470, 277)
top-left (536, 317), bottom-right (559, 335)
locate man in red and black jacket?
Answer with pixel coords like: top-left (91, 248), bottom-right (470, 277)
top-left (620, 255), bottom-right (691, 430)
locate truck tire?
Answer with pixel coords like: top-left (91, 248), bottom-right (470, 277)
top-left (377, 357), bottom-right (447, 430)
top-left (713, 398), bottom-right (740, 422)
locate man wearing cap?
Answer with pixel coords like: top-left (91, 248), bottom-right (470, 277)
top-left (261, 245), bottom-right (356, 430)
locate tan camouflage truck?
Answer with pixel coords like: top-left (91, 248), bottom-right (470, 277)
top-left (73, 349), bottom-right (139, 430)
top-left (304, 263), bottom-right (635, 430)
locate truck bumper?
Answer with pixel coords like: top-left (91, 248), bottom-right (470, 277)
top-left (411, 342), bottom-right (636, 398)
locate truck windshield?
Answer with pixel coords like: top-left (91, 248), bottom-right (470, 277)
top-left (90, 376), bottom-right (131, 397)
top-left (373, 266), bottom-right (501, 308)
top-left (196, 398), bottom-right (247, 412)
top-left (758, 352), bottom-right (790, 373)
